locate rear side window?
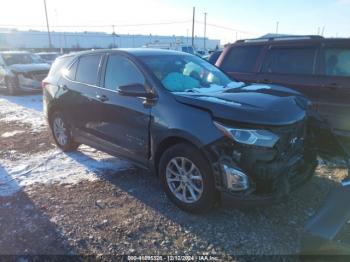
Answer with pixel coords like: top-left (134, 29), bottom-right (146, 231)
top-left (324, 48), bottom-right (350, 77)
top-left (261, 47), bottom-right (317, 75)
top-left (221, 45), bottom-right (262, 73)
top-left (48, 56), bottom-right (73, 78)
top-left (104, 55), bottom-right (145, 90)
top-left (76, 54), bottom-right (102, 85)
top-left (46, 56), bottom-right (74, 83)
top-left (64, 60), bottom-right (78, 80)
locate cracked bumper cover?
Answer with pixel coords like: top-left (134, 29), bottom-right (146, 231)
top-left (203, 122), bottom-right (317, 202)
top-left (17, 72), bottom-right (46, 91)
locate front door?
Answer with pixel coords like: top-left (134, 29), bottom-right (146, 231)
top-left (93, 53), bottom-right (151, 165)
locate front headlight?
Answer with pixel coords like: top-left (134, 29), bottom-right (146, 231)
top-left (214, 122), bottom-right (279, 148)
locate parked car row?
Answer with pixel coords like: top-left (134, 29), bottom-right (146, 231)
top-left (0, 51), bottom-right (51, 95)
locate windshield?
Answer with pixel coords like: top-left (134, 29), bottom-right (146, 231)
top-left (2, 53), bottom-right (35, 66)
top-left (181, 46), bottom-right (194, 54)
top-left (140, 54), bottom-right (240, 93)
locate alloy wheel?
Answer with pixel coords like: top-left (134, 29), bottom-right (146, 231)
top-left (166, 157), bottom-right (204, 204)
top-left (53, 117), bottom-right (68, 146)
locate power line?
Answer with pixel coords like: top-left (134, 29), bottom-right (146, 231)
top-left (195, 20), bottom-right (259, 36)
top-left (0, 20), bottom-right (191, 29)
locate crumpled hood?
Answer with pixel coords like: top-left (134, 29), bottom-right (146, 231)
top-left (174, 83), bottom-right (307, 126)
top-left (9, 63), bottom-right (50, 73)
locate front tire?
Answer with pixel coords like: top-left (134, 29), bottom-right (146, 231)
top-left (159, 143), bottom-right (217, 213)
top-left (50, 111), bottom-right (80, 152)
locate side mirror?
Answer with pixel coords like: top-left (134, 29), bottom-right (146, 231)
top-left (117, 83), bottom-right (149, 97)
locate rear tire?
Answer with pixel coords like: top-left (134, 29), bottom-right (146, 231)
top-left (159, 143), bottom-right (218, 213)
top-left (50, 111), bottom-right (80, 152)
top-left (6, 77), bottom-right (19, 96)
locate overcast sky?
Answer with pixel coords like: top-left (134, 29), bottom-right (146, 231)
top-left (1, 0), bottom-right (349, 43)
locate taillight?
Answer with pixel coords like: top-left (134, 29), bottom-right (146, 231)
top-left (42, 81), bottom-right (48, 89)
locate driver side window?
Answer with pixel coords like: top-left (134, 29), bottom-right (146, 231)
top-left (104, 55), bottom-right (145, 91)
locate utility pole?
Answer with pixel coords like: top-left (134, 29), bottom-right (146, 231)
top-left (191, 7), bottom-right (195, 48)
top-left (321, 26), bottom-right (325, 36)
top-left (186, 29), bottom-right (189, 46)
top-left (203, 12), bottom-right (207, 51)
top-left (276, 21), bottom-right (279, 35)
top-left (43, 0), bottom-right (52, 49)
top-left (112, 25), bottom-right (116, 48)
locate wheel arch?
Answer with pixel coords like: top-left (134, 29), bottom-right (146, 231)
top-left (153, 134), bottom-right (208, 177)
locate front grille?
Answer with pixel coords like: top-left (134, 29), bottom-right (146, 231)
top-left (272, 120), bottom-right (307, 157)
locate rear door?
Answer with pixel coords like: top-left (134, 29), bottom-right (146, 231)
top-left (92, 53), bottom-right (151, 165)
top-left (218, 44), bottom-right (263, 83)
top-left (58, 53), bottom-right (104, 138)
top-left (317, 43), bottom-right (350, 141)
top-left (257, 43), bottom-right (321, 107)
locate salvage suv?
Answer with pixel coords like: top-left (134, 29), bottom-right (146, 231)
top-left (0, 51), bottom-right (50, 95)
top-left (43, 49), bottom-right (345, 213)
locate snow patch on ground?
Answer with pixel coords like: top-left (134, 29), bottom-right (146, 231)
top-left (1, 130), bottom-right (24, 138)
top-left (0, 95), bottom-right (133, 196)
top-left (0, 95), bottom-right (45, 132)
top-left (0, 145), bottom-right (132, 196)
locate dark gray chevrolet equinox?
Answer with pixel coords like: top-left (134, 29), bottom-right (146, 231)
top-left (43, 49), bottom-right (346, 213)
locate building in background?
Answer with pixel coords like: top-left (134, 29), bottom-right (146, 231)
top-left (0, 29), bottom-right (220, 52)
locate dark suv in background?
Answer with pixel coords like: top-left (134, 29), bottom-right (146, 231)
top-left (217, 36), bottom-right (350, 148)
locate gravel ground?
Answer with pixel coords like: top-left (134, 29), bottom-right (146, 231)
top-left (0, 93), bottom-right (349, 259)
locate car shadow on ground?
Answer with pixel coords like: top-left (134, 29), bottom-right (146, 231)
top-left (0, 165), bottom-right (73, 256)
top-left (67, 149), bottom-right (340, 255)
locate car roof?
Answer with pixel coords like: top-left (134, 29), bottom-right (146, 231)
top-left (67, 48), bottom-right (190, 59)
top-left (36, 52), bottom-right (59, 55)
top-left (232, 36), bottom-right (350, 46)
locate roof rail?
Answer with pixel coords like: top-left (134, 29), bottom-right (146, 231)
top-left (236, 35), bottom-right (324, 43)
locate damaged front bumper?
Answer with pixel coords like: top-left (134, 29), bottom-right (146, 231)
top-left (17, 71), bottom-right (47, 92)
top-left (301, 181), bottom-right (350, 255)
top-left (205, 120), bottom-right (318, 203)
top-left (300, 117), bottom-right (350, 255)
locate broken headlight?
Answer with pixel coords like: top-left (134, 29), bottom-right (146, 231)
top-left (214, 122), bottom-right (279, 148)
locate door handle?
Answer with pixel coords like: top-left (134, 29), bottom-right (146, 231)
top-left (261, 78), bottom-right (271, 84)
top-left (96, 94), bottom-right (109, 102)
